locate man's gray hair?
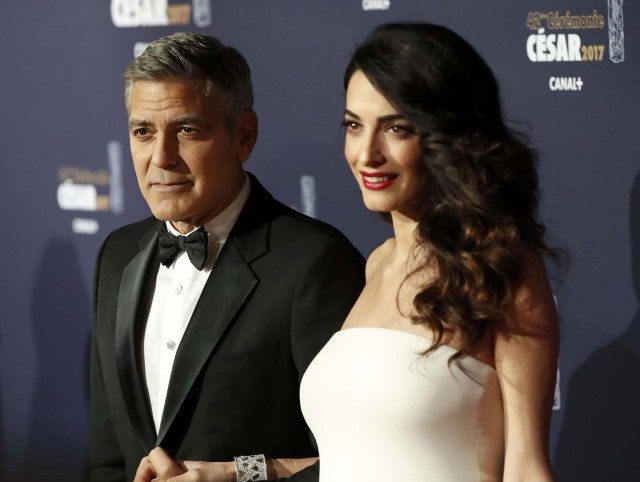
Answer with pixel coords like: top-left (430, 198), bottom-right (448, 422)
top-left (123, 32), bottom-right (254, 128)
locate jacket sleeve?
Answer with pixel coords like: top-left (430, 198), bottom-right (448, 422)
top-left (89, 336), bottom-right (127, 482)
top-left (283, 236), bottom-right (365, 482)
top-left (89, 236), bottom-right (127, 482)
top-left (289, 236), bottom-right (365, 380)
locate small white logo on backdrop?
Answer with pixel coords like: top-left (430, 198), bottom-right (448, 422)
top-left (300, 175), bottom-right (317, 218)
top-left (362, 0), bottom-right (390, 11)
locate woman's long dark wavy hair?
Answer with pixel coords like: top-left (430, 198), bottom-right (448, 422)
top-left (345, 22), bottom-right (557, 361)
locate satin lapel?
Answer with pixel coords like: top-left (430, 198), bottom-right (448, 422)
top-left (115, 228), bottom-right (159, 452)
top-left (157, 239), bottom-right (258, 444)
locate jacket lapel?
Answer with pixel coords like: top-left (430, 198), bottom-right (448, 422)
top-left (156, 175), bottom-right (273, 445)
top-left (115, 225), bottom-right (159, 452)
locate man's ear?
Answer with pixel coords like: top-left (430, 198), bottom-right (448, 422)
top-left (235, 109), bottom-right (258, 163)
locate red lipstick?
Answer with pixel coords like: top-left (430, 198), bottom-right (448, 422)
top-left (360, 171), bottom-right (399, 190)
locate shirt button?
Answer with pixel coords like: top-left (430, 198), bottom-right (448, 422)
top-left (175, 285), bottom-right (183, 294)
top-left (167, 341), bottom-right (176, 350)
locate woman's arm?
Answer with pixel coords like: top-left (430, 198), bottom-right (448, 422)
top-left (495, 252), bottom-right (559, 482)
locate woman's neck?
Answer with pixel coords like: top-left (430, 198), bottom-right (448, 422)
top-left (390, 211), bottom-right (420, 263)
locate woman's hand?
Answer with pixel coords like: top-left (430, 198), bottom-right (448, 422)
top-left (133, 447), bottom-right (235, 482)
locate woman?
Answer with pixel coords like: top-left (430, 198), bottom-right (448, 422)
top-left (299, 22), bottom-right (559, 482)
top-left (135, 22), bottom-right (559, 482)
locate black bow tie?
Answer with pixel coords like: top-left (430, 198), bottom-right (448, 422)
top-left (157, 223), bottom-right (208, 270)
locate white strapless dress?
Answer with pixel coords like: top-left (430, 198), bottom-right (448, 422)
top-left (300, 327), bottom-right (504, 482)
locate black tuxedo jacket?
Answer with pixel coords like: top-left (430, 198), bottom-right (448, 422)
top-left (90, 175), bottom-right (365, 481)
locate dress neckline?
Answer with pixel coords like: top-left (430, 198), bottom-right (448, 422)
top-left (337, 326), bottom-right (496, 372)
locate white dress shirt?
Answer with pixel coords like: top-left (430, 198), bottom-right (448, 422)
top-left (143, 176), bottom-right (250, 432)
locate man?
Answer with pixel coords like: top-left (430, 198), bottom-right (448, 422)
top-left (90, 32), bottom-right (364, 482)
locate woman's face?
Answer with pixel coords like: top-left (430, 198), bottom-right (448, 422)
top-left (344, 70), bottom-right (424, 219)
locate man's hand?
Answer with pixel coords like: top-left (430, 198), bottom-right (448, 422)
top-left (133, 447), bottom-right (236, 482)
top-left (134, 447), bottom-right (186, 482)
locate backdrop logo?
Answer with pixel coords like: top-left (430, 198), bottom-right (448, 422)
top-left (525, 3), bottom-right (624, 93)
top-left (553, 367), bottom-right (561, 410)
top-left (134, 42), bottom-right (150, 58)
top-left (57, 171), bottom-right (110, 212)
top-left (362, 0), bottom-right (390, 11)
top-left (526, 10), bottom-right (605, 63)
top-left (289, 175), bottom-right (317, 218)
top-left (552, 295), bottom-right (561, 411)
top-left (608, 0), bottom-right (624, 63)
top-left (57, 141), bottom-right (125, 234)
top-left (300, 175), bottom-right (316, 218)
top-left (549, 76), bottom-right (583, 91)
top-left (111, 0), bottom-right (211, 28)
top-left (192, 0), bottom-right (212, 28)
top-left (108, 141), bottom-right (125, 215)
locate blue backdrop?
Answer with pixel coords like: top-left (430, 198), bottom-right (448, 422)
top-left (1, 1), bottom-right (638, 480)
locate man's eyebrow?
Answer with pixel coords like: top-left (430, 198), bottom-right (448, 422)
top-left (128, 116), bottom-right (210, 129)
top-left (128, 118), bottom-right (151, 128)
top-left (172, 116), bottom-right (209, 127)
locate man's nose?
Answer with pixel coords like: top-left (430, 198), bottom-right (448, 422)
top-left (151, 134), bottom-right (179, 168)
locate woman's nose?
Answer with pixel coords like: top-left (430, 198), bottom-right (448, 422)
top-left (358, 133), bottom-right (384, 167)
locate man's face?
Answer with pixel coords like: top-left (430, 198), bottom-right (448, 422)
top-left (128, 78), bottom-right (256, 234)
